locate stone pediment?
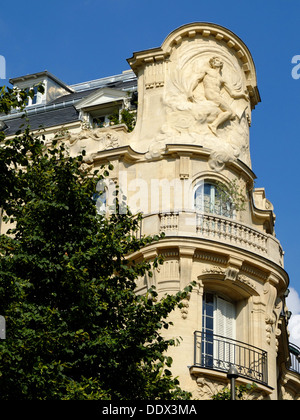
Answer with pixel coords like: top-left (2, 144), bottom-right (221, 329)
top-left (75, 87), bottom-right (128, 110)
top-left (127, 22), bottom-right (260, 170)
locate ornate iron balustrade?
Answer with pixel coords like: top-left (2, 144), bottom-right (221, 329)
top-left (193, 331), bottom-right (268, 385)
top-left (289, 343), bottom-right (300, 375)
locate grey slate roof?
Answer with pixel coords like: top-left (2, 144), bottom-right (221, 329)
top-left (2, 106), bottom-right (79, 136)
top-left (0, 71), bottom-right (138, 135)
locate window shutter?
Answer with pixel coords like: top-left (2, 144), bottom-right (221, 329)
top-left (214, 297), bottom-right (236, 365)
top-left (215, 296), bottom-right (235, 339)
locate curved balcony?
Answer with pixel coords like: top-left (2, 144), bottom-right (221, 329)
top-left (193, 331), bottom-right (268, 386)
top-left (289, 343), bottom-right (300, 375)
top-left (196, 213), bottom-right (268, 255)
top-left (155, 211), bottom-right (284, 266)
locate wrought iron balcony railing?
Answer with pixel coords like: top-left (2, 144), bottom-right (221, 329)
top-left (193, 331), bottom-right (268, 385)
top-left (289, 343), bottom-right (300, 375)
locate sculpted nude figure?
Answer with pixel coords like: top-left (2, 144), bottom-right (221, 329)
top-left (188, 56), bottom-right (249, 135)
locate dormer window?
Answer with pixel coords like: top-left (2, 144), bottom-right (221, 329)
top-left (25, 85), bottom-right (41, 106)
top-left (9, 71), bottom-right (74, 107)
top-left (92, 115), bottom-right (111, 128)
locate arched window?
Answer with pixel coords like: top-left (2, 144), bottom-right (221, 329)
top-left (194, 182), bottom-right (235, 218)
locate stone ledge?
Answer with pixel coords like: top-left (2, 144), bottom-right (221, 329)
top-left (189, 365), bottom-right (274, 398)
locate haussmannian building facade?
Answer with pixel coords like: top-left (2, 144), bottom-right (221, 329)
top-left (1, 22), bottom-right (300, 400)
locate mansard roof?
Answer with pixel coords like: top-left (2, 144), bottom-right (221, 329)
top-left (1, 70), bottom-right (137, 135)
top-left (2, 106), bottom-right (79, 136)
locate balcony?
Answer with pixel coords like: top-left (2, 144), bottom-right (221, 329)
top-left (156, 211), bottom-right (284, 266)
top-left (196, 213), bottom-right (268, 255)
top-left (289, 343), bottom-right (300, 375)
top-left (193, 331), bottom-right (268, 386)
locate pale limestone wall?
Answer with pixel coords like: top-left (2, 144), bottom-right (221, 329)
top-left (132, 237), bottom-right (288, 399)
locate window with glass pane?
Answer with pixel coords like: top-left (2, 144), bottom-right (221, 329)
top-left (31, 86), bottom-right (38, 105)
top-left (194, 182), bottom-right (234, 218)
top-left (93, 116), bottom-right (107, 128)
top-left (24, 85), bottom-right (39, 106)
top-left (202, 292), bottom-right (236, 369)
top-left (202, 293), bottom-right (214, 367)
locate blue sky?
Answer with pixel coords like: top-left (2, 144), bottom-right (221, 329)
top-left (1, 0), bottom-right (300, 343)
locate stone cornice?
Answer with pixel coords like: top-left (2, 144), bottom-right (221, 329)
top-left (130, 236), bottom-right (289, 288)
top-left (92, 145), bottom-right (144, 164)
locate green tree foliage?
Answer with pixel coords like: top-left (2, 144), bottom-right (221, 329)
top-left (0, 86), bottom-right (193, 400)
top-left (108, 108), bottom-right (136, 132)
top-left (214, 179), bottom-right (247, 212)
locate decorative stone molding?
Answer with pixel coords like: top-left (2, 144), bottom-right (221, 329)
top-left (194, 373), bottom-right (268, 400)
top-left (68, 128), bottom-right (121, 156)
top-left (224, 266), bottom-right (239, 281)
top-left (240, 263), bottom-right (269, 281)
top-left (263, 281), bottom-right (283, 347)
top-left (237, 274), bottom-right (257, 291)
top-left (180, 291), bottom-right (191, 319)
top-left (144, 57), bottom-right (165, 89)
top-left (194, 251), bottom-right (228, 266)
top-left (78, 161), bottom-right (94, 173)
top-left (279, 369), bottom-right (300, 400)
top-left (202, 265), bottom-right (225, 276)
top-left (195, 376), bottom-right (226, 400)
top-left (156, 259), bottom-right (180, 281)
top-left (179, 154), bottom-right (191, 179)
top-left (61, 126), bottom-right (131, 167)
top-left (201, 264), bottom-right (258, 296)
top-left (192, 370), bottom-right (270, 400)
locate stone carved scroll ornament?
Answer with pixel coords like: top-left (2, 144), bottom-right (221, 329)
top-left (67, 128), bottom-right (121, 164)
top-left (146, 49), bottom-right (251, 170)
top-left (263, 281), bottom-right (283, 348)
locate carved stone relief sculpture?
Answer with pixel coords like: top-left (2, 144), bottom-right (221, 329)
top-left (148, 49), bottom-right (250, 169)
top-left (128, 23), bottom-right (259, 170)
